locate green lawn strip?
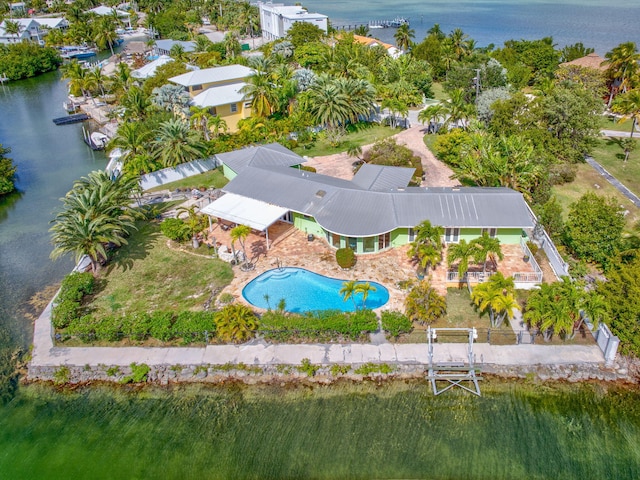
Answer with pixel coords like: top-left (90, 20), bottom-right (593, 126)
top-left (597, 114), bottom-right (633, 133)
top-left (429, 82), bottom-right (448, 102)
top-left (591, 137), bottom-right (640, 196)
top-left (551, 163), bottom-right (640, 230)
top-left (293, 124), bottom-right (400, 157)
top-left (146, 168), bottom-right (228, 193)
top-left (86, 221), bottom-right (233, 320)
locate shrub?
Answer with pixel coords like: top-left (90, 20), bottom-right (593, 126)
top-left (106, 366), bottom-right (120, 377)
top-left (58, 272), bottom-right (95, 302)
top-left (336, 248), bottom-right (356, 269)
top-left (330, 364), bottom-right (350, 376)
top-left (93, 316), bottom-right (122, 342)
top-left (120, 313), bottom-right (152, 341)
top-left (218, 293), bottom-right (234, 305)
top-left (66, 315), bottom-right (98, 342)
top-left (354, 362), bottom-right (395, 375)
top-left (53, 366), bottom-right (70, 385)
top-left (299, 165), bottom-right (317, 173)
top-left (173, 311), bottom-right (216, 343)
top-left (381, 310), bottom-right (413, 338)
top-left (362, 138), bottom-right (423, 185)
top-left (148, 311), bottom-right (175, 342)
top-left (160, 217), bottom-right (191, 242)
top-left (52, 300), bottom-right (81, 329)
top-left (121, 363), bottom-right (150, 383)
top-left (296, 358), bottom-right (320, 377)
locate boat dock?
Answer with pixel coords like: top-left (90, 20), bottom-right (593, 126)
top-left (334, 17), bottom-right (409, 30)
top-left (52, 113), bottom-right (90, 125)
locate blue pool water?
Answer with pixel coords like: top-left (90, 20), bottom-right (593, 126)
top-left (242, 268), bottom-right (389, 313)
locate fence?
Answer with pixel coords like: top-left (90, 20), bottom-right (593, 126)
top-left (446, 271), bottom-right (493, 283)
top-left (139, 156), bottom-right (219, 191)
top-left (525, 204), bottom-right (569, 278)
top-left (512, 237), bottom-right (543, 284)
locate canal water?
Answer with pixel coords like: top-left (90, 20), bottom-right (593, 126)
top-left (0, 25), bottom-right (640, 478)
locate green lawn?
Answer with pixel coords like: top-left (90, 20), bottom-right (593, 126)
top-left (598, 114), bottom-right (634, 133)
top-left (293, 124), bottom-right (400, 157)
top-left (591, 137), bottom-right (640, 196)
top-left (428, 82), bottom-right (448, 102)
top-left (146, 168), bottom-right (228, 193)
top-left (551, 162), bottom-right (640, 229)
top-left (87, 220), bottom-right (233, 319)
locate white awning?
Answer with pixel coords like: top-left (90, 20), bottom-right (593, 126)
top-left (200, 193), bottom-right (287, 231)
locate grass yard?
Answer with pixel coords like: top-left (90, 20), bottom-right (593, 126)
top-left (598, 114), bottom-right (634, 133)
top-left (146, 168), bottom-right (228, 193)
top-left (87, 221), bottom-right (233, 319)
top-left (591, 137), bottom-right (640, 196)
top-left (551, 162), bottom-right (640, 229)
top-left (428, 82), bottom-right (448, 102)
top-left (293, 124), bottom-right (400, 157)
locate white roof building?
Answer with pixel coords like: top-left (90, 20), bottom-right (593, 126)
top-left (258, 2), bottom-right (328, 42)
top-left (192, 82), bottom-right (248, 108)
top-left (169, 65), bottom-right (253, 88)
top-left (0, 17), bottom-right (68, 44)
top-left (131, 55), bottom-right (173, 79)
top-left (87, 6), bottom-right (131, 26)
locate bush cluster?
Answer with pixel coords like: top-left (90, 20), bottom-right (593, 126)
top-left (336, 248), bottom-right (356, 269)
top-left (65, 311), bottom-right (216, 344)
top-left (380, 310), bottom-right (413, 339)
top-left (51, 272), bottom-right (96, 329)
top-left (259, 309), bottom-right (378, 342)
top-left (160, 218), bottom-right (191, 242)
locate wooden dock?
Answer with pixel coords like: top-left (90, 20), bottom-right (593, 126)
top-left (52, 113), bottom-right (90, 125)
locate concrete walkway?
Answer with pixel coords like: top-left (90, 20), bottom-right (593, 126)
top-left (30, 299), bottom-right (604, 371)
top-left (585, 156), bottom-right (640, 207)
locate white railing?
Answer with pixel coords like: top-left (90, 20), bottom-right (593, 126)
top-left (446, 271), bottom-right (494, 283)
top-left (525, 203), bottom-right (568, 278)
top-left (512, 272), bottom-right (543, 283)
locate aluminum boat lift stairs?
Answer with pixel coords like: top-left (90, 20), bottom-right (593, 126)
top-left (426, 327), bottom-right (482, 396)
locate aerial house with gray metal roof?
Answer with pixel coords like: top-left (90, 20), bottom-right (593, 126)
top-left (204, 144), bottom-right (534, 254)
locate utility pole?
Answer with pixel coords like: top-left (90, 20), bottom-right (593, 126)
top-left (473, 68), bottom-right (481, 103)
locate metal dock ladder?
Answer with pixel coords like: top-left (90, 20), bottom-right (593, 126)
top-left (426, 327), bottom-right (482, 396)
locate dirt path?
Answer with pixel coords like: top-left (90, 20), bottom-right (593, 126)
top-left (305, 126), bottom-right (458, 187)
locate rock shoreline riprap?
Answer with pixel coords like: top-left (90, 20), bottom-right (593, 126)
top-left (27, 359), bottom-right (637, 386)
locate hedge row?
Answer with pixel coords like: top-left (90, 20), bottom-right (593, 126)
top-left (258, 309), bottom-right (378, 342)
top-left (51, 272), bottom-right (96, 329)
top-left (64, 311), bottom-right (217, 344)
top-left (380, 310), bottom-right (413, 338)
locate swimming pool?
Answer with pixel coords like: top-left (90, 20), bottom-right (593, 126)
top-left (242, 267), bottom-right (389, 313)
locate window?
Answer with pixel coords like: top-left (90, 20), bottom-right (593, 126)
top-left (445, 228), bottom-right (460, 243)
top-left (348, 237), bottom-right (358, 251)
top-left (481, 228), bottom-right (497, 238)
top-left (244, 102), bottom-right (252, 108)
top-left (363, 236), bottom-right (375, 253)
top-left (378, 232), bottom-right (390, 250)
top-left (191, 84), bottom-right (202, 92)
top-left (331, 233), bottom-right (341, 248)
top-left (230, 103), bottom-right (238, 113)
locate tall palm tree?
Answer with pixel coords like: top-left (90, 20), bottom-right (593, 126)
top-left (152, 118), bottom-right (207, 167)
top-left (93, 16), bottom-right (118, 55)
top-left (448, 28), bottom-right (470, 60)
top-left (108, 122), bottom-right (153, 166)
top-left (121, 86), bottom-right (151, 121)
top-left (394, 24), bottom-right (415, 51)
top-left (471, 272), bottom-right (519, 328)
top-left (3, 20), bottom-right (23, 43)
top-left (86, 66), bottom-right (107, 98)
top-left (447, 239), bottom-right (481, 280)
top-left (340, 280), bottom-right (358, 309)
top-left (241, 72), bottom-right (279, 118)
top-left (408, 220), bottom-right (445, 272)
top-left (354, 282), bottom-right (377, 310)
top-left (473, 233), bottom-right (503, 274)
top-left (61, 60), bottom-right (89, 97)
top-left (603, 42), bottom-right (640, 105)
top-left (442, 88), bottom-right (474, 129)
top-left (230, 224), bottom-right (252, 269)
top-left (612, 89), bottom-right (640, 138)
top-left (214, 304), bottom-right (258, 342)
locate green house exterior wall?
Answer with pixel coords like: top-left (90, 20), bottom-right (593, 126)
top-left (498, 228), bottom-right (525, 244)
top-left (391, 228), bottom-right (408, 247)
top-left (222, 164), bottom-right (237, 180)
top-left (293, 213), bottom-right (325, 238)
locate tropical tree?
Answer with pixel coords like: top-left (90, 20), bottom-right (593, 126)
top-left (603, 42), bottom-right (640, 105)
top-left (86, 66), bottom-right (108, 98)
top-left (214, 304), bottom-right (259, 342)
top-left (470, 272), bottom-right (519, 328)
top-left (473, 233), bottom-right (503, 274)
top-left (49, 171), bottom-right (139, 274)
top-left (241, 71), bottom-right (279, 117)
top-left (404, 279), bottom-right (447, 325)
top-left (108, 121), bottom-right (153, 167)
top-left (152, 118), bottom-right (207, 167)
top-left (61, 60), bottom-right (89, 97)
top-left (120, 86), bottom-right (151, 121)
top-left (230, 224), bottom-right (252, 269)
top-left (93, 16), bottom-right (118, 55)
top-left (354, 282), bottom-right (377, 310)
top-left (394, 23), bottom-right (415, 51)
top-left (208, 115), bottom-right (228, 139)
top-left (612, 89), bottom-right (640, 138)
top-left (0, 144), bottom-right (16, 196)
top-left (177, 205), bottom-right (207, 246)
top-left (418, 103), bottom-right (447, 133)
top-left (447, 239), bottom-right (480, 280)
top-left (189, 105), bottom-right (214, 140)
top-left (448, 28), bottom-right (471, 60)
top-left (3, 20), bottom-right (23, 43)
top-left (151, 84), bottom-right (192, 116)
top-left (408, 220), bottom-right (445, 272)
top-left (340, 280), bottom-right (358, 309)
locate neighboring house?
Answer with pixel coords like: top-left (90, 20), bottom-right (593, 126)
top-left (87, 6), bottom-right (132, 27)
top-left (169, 64), bottom-right (254, 132)
top-left (131, 54), bottom-right (173, 79)
top-left (154, 39), bottom-right (196, 56)
top-left (352, 34), bottom-right (402, 58)
top-left (559, 52), bottom-right (607, 71)
top-left (204, 144), bottom-right (534, 254)
top-left (0, 17), bottom-right (68, 44)
top-left (258, 2), bottom-right (328, 42)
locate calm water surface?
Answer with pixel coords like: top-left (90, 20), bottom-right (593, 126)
top-left (303, 0), bottom-right (640, 54)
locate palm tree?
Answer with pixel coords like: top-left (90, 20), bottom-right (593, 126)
top-left (448, 28), bottom-right (470, 60)
top-left (50, 171), bottom-right (139, 274)
top-left (177, 205), bottom-right (206, 247)
top-left (108, 122), bottom-right (152, 167)
top-left (354, 282), bottom-right (376, 310)
top-left (340, 280), bottom-right (358, 309)
top-left (404, 279), bottom-right (447, 325)
top-left (214, 304), bottom-right (259, 342)
top-left (447, 239), bottom-right (480, 280)
top-left (224, 30), bottom-right (241, 59)
top-left (121, 86), bottom-right (151, 121)
top-left (471, 272), bottom-right (519, 328)
top-left (230, 224), bottom-right (252, 269)
top-left (427, 23), bottom-right (445, 41)
top-left (240, 72), bottom-right (279, 117)
top-left (93, 16), bottom-right (118, 55)
top-left (603, 42), bottom-right (640, 105)
top-left (381, 98), bottom-right (409, 129)
top-left (418, 104), bottom-right (447, 133)
top-left (112, 62), bottom-right (133, 93)
top-left (408, 220), bottom-right (445, 272)
top-left (86, 66), bottom-right (107, 98)
top-left (208, 115), bottom-right (228, 139)
top-left (61, 60), bottom-right (89, 97)
top-left (189, 105), bottom-right (214, 140)
top-left (473, 233), bottom-right (503, 274)
top-left (442, 88), bottom-right (474, 129)
top-left (4, 20), bottom-right (24, 43)
top-left (612, 89), bottom-right (640, 138)
top-left (152, 118), bottom-right (207, 167)
top-left (394, 24), bottom-right (415, 51)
